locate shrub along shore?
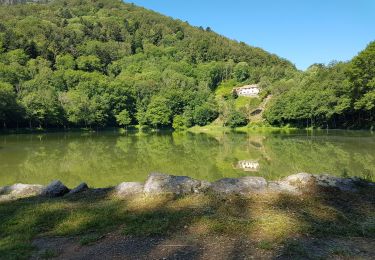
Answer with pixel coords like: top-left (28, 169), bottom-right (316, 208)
top-left (1, 173), bottom-right (374, 259)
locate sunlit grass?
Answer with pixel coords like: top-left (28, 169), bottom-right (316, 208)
top-left (0, 188), bottom-right (374, 259)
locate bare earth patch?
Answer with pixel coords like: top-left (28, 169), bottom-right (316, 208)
top-left (31, 233), bottom-right (375, 260)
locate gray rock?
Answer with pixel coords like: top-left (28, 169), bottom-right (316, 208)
top-left (283, 173), bottom-right (315, 186)
top-left (0, 183), bottom-right (44, 197)
top-left (68, 183), bottom-right (88, 195)
top-left (313, 174), bottom-right (358, 191)
top-left (144, 173), bottom-right (207, 195)
top-left (267, 181), bottom-right (300, 194)
top-left (270, 173), bottom-right (365, 193)
top-left (199, 180), bottom-right (212, 191)
top-left (267, 173), bottom-right (315, 194)
top-left (42, 180), bottom-right (69, 197)
top-left (210, 176), bottom-right (267, 195)
top-left (115, 182), bottom-right (144, 196)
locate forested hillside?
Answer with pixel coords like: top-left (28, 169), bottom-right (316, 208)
top-left (265, 42), bottom-right (375, 129)
top-left (0, 0), bottom-right (373, 130)
top-left (0, 0), bottom-right (296, 129)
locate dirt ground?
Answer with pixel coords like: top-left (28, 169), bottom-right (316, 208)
top-left (31, 232), bottom-right (375, 260)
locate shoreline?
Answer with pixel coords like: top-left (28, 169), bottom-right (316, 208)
top-left (1, 173), bottom-right (374, 201)
top-left (0, 125), bottom-right (373, 136)
top-left (1, 172), bottom-right (374, 259)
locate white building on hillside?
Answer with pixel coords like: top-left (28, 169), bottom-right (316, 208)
top-left (234, 84), bottom-right (260, 97)
top-left (235, 160), bottom-right (260, 172)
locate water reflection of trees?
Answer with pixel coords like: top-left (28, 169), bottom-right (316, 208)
top-left (261, 136), bottom-right (375, 181)
top-left (0, 132), bottom-right (373, 187)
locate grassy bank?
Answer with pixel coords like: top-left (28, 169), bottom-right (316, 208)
top-left (188, 123), bottom-right (297, 135)
top-left (1, 187), bottom-right (374, 259)
top-left (1, 123), bottom-right (372, 136)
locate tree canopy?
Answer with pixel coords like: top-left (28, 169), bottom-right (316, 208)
top-left (0, 0), bottom-right (373, 130)
top-left (265, 42), bottom-right (375, 129)
top-left (0, 0), bottom-right (295, 129)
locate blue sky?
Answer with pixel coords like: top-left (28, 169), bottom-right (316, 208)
top-left (126, 0), bottom-right (375, 70)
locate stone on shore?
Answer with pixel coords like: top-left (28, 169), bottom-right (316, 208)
top-left (1, 173), bottom-right (373, 201)
top-left (42, 180), bottom-right (70, 197)
top-left (283, 172), bottom-right (315, 186)
top-left (267, 181), bottom-right (300, 194)
top-left (313, 174), bottom-right (359, 192)
top-left (210, 177), bottom-right (267, 195)
top-left (267, 173), bottom-right (315, 194)
top-left (115, 182), bottom-right (144, 196)
top-left (68, 183), bottom-right (89, 195)
top-left (144, 173), bottom-right (209, 195)
top-left (268, 173), bottom-right (369, 193)
top-left (0, 183), bottom-right (44, 198)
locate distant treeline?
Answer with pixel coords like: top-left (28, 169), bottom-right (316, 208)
top-left (264, 41), bottom-right (375, 129)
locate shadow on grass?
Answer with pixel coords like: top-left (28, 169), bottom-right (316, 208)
top-left (0, 185), bottom-right (374, 259)
top-left (271, 186), bottom-right (375, 259)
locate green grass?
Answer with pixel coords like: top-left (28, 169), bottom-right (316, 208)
top-left (215, 79), bottom-right (239, 97)
top-left (0, 188), bottom-right (374, 259)
top-left (257, 240), bottom-right (274, 250)
top-left (188, 122), bottom-right (297, 135)
top-left (234, 96), bottom-right (261, 110)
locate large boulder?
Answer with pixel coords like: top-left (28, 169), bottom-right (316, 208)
top-left (0, 183), bottom-right (44, 198)
top-left (115, 182), bottom-right (144, 196)
top-left (267, 181), bottom-right (300, 194)
top-left (210, 176), bottom-right (267, 195)
top-left (68, 183), bottom-right (88, 195)
top-left (313, 174), bottom-right (360, 192)
top-left (283, 173), bottom-right (315, 186)
top-left (268, 173), bottom-right (315, 194)
top-left (41, 180), bottom-right (69, 197)
top-left (144, 173), bottom-right (209, 195)
top-left (268, 173), bottom-right (370, 193)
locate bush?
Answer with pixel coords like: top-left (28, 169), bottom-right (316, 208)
top-left (172, 115), bottom-right (187, 131)
top-left (193, 103), bottom-right (219, 126)
top-left (226, 109), bottom-right (248, 128)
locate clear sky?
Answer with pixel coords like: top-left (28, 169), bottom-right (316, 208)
top-left (126, 0), bottom-right (375, 70)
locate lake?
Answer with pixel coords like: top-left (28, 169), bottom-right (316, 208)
top-left (0, 130), bottom-right (374, 187)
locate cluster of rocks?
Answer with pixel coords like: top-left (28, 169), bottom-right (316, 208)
top-left (1, 173), bottom-right (373, 201)
top-left (0, 180), bottom-right (88, 201)
top-left (116, 172), bottom-right (373, 196)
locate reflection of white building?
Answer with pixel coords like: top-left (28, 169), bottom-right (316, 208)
top-left (235, 160), bottom-right (260, 172)
top-left (234, 84), bottom-right (260, 97)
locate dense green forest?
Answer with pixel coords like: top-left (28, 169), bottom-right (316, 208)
top-left (264, 42), bottom-right (375, 129)
top-left (0, 0), bottom-right (373, 130)
top-left (0, 0), bottom-right (295, 129)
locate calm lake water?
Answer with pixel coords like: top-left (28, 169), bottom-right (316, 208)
top-left (0, 130), bottom-right (374, 187)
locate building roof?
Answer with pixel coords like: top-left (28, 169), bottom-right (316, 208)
top-left (238, 84), bottom-right (259, 89)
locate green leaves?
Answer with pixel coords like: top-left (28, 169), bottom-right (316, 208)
top-left (146, 96), bottom-right (172, 128)
top-left (0, 82), bottom-right (18, 123)
top-left (348, 41), bottom-right (375, 114)
top-left (55, 54), bottom-right (75, 70)
top-left (115, 109), bottom-right (131, 127)
top-left (233, 62), bottom-right (250, 82)
top-left (265, 62), bottom-right (354, 127)
top-left (76, 55), bottom-right (102, 72)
